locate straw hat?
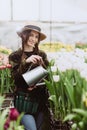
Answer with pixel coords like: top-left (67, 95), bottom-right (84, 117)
top-left (17, 25), bottom-right (46, 41)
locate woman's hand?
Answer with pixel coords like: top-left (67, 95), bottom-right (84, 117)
top-left (27, 85), bottom-right (37, 91)
top-left (26, 55), bottom-right (43, 64)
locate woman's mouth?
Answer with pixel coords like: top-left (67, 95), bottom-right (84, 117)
top-left (29, 43), bottom-right (35, 48)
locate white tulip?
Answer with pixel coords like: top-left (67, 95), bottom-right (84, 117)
top-left (53, 75), bottom-right (60, 82)
top-left (51, 66), bottom-right (57, 72)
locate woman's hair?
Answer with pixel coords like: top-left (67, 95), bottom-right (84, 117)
top-left (21, 30), bottom-right (40, 54)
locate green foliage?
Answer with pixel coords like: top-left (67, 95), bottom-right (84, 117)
top-left (0, 96), bottom-right (24, 130)
top-left (75, 43), bottom-right (87, 49)
top-left (45, 60), bottom-right (87, 130)
top-left (0, 67), bottom-right (14, 94)
top-left (63, 108), bottom-right (87, 130)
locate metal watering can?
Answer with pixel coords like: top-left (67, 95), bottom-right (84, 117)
top-left (22, 66), bottom-right (48, 86)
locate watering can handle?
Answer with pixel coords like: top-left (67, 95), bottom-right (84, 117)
top-left (27, 62), bottom-right (46, 72)
top-left (27, 63), bottom-right (33, 72)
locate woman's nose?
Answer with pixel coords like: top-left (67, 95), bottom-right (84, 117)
top-left (32, 36), bottom-right (37, 42)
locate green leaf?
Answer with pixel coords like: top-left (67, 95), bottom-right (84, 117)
top-left (15, 125), bottom-right (24, 130)
top-left (0, 108), bottom-right (9, 130)
top-left (71, 123), bottom-right (77, 130)
top-left (49, 59), bottom-right (55, 66)
top-left (16, 113), bottom-right (24, 126)
top-left (0, 96), bottom-right (5, 106)
top-left (78, 121), bottom-right (84, 129)
top-left (45, 80), bottom-right (55, 95)
top-left (49, 95), bottom-right (56, 104)
top-left (72, 108), bottom-right (87, 117)
top-left (64, 78), bottom-right (76, 107)
top-left (63, 113), bottom-right (81, 122)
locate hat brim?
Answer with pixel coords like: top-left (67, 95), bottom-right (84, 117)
top-left (17, 27), bottom-right (46, 41)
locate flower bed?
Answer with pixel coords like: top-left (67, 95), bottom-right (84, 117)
top-left (0, 46), bottom-right (14, 111)
top-left (0, 46), bottom-right (24, 130)
top-left (39, 42), bottom-right (75, 52)
top-left (0, 46), bottom-right (14, 95)
top-left (46, 48), bottom-right (87, 130)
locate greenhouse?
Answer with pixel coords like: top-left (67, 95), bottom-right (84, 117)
top-left (0, 0), bottom-right (87, 130)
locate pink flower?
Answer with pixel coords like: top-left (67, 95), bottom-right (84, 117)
top-left (6, 64), bottom-right (12, 68)
top-left (9, 108), bottom-right (19, 121)
top-left (4, 117), bottom-right (10, 130)
top-left (4, 108), bottom-right (19, 130)
top-left (0, 65), bottom-right (6, 70)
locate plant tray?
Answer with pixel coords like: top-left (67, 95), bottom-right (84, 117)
top-left (1, 93), bottom-right (14, 110)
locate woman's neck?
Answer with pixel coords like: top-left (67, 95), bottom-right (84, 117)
top-left (24, 45), bottom-right (33, 52)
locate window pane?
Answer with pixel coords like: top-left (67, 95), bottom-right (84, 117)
top-left (0, 0), bottom-right (11, 20)
top-left (13, 0), bottom-right (39, 21)
top-left (39, 0), bottom-right (51, 21)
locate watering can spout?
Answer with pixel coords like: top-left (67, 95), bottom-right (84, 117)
top-left (22, 66), bottom-right (48, 87)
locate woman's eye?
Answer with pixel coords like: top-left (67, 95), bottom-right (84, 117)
top-left (36, 35), bottom-right (39, 39)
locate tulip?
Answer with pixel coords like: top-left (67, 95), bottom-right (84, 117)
top-left (0, 65), bottom-right (6, 70)
top-left (4, 117), bottom-right (10, 130)
top-left (9, 108), bottom-right (19, 121)
top-left (53, 75), bottom-right (60, 82)
top-left (51, 66), bottom-right (57, 72)
top-left (6, 64), bottom-right (12, 68)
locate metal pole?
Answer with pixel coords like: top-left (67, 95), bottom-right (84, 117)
top-left (39, 0), bottom-right (40, 21)
top-left (50, 0), bottom-right (52, 48)
top-left (11, 0), bottom-right (13, 21)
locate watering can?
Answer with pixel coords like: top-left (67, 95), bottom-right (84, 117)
top-left (22, 66), bottom-right (48, 86)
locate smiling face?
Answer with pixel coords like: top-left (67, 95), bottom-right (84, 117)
top-left (27, 30), bottom-right (39, 49)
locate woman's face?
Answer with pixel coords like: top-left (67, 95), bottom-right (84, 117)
top-left (27, 30), bottom-right (39, 48)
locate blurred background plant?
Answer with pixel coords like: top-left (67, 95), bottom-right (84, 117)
top-left (39, 42), bottom-right (75, 52)
top-left (0, 46), bottom-right (12, 55)
top-left (0, 46), bottom-right (14, 95)
top-left (0, 64), bottom-right (14, 95)
top-left (40, 42), bottom-right (87, 52)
